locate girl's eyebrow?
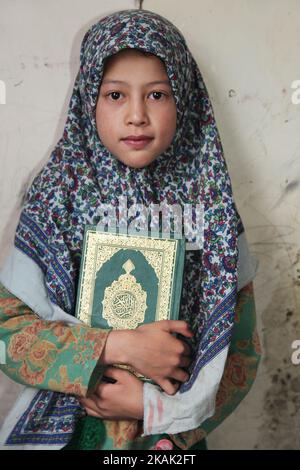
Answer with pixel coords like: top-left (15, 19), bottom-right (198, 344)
top-left (101, 79), bottom-right (171, 86)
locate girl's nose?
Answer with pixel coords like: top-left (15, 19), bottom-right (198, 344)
top-left (125, 98), bottom-right (149, 126)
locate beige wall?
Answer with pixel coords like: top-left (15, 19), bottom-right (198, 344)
top-left (1, 0), bottom-right (299, 449)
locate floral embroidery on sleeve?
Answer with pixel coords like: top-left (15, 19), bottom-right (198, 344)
top-left (0, 283), bottom-right (110, 397)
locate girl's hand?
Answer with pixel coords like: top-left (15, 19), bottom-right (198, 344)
top-left (102, 320), bottom-right (193, 395)
top-left (79, 367), bottom-right (144, 420)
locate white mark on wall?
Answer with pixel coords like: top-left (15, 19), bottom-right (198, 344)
top-left (291, 80), bottom-right (300, 104)
top-left (0, 340), bottom-right (6, 365)
top-left (0, 80), bottom-right (6, 104)
top-left (291, 340), bottom-right (300, 365)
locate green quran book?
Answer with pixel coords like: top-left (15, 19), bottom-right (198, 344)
top-left (75, 225), bottom-right (186, 381)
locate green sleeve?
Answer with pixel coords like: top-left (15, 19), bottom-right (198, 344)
top-left (169, 282), bottom-right (262, 449)
top-left (0, 282), bottom-right (110, 398)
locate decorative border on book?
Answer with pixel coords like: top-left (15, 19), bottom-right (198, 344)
top-left (76, 230), bottom-right (178, 327)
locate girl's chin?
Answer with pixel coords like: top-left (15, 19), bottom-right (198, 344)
top-left (115, 153), bottom-right (158, 169)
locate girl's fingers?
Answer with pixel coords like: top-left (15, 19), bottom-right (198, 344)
top-left (159, 378), bottom-right (179, 395)
top-left (85, 406), bottom-right (102, 418)
top-left (171, 368), bottom-right (189, 383)
top-left (179, 355), bottom-right (192, 368)
top-left (164, 320), bottom-right (194, 337)
top-left (96, 367), bottom-right (133, 399)
top-left (80, 395), bottom-right (102, 415)
top-left (180, 341), bottom-right (192, 357)
top-left (103, 366), bottom-right (128, 380)
top-left (98, 367), bottom-right (134, 393)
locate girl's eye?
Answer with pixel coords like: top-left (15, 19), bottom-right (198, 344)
top-left (149, 91), bottom-right (166, 100)
top-left (107, 91), bottom-right (122, 101)
top-left (106, 91), bottom-right (166, 101)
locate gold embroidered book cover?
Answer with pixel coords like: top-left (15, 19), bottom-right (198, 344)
top-left (75, 226), bottom-right (186, 380)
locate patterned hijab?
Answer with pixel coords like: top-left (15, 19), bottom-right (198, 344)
top-left (15, 9), bottom-right (242, 392)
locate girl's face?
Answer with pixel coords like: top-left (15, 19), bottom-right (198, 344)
top-left (96, 49), bottom-right (177, 169)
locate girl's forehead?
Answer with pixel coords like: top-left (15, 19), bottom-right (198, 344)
top-left (104, 49), bottom-right (163, 67)
top-left (102, 49), bottom-right (169, 78)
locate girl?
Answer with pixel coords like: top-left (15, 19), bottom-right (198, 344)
top-left (0, 9), bottom-right (261, 450)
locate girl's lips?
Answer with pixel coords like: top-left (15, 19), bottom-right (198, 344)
top-left (122, 137), bottom-right (153, 149)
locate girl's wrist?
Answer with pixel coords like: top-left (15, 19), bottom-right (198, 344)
top-left (101, 329), bottom-right (135, 366)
